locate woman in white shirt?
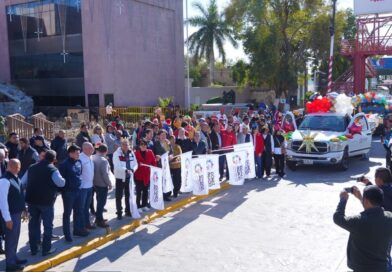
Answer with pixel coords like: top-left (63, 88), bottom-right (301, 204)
top-left (91, 125), bottom-right (106, 147)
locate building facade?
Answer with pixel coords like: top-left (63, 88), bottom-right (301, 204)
top-left (0, 0), bottom-right (185, 108)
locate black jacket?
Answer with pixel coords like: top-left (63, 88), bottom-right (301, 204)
top-left (192, 141), bottom-right (207, 155)
top-left (333, 200), bottom-right (392, 272)
top-left (50, 136), bottom-right (68, 163)
top-left (210, 131), bottom-right (221, 151)
top-left (5, 142), bottom-right (18, 159)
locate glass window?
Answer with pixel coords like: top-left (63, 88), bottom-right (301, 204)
top-left (104, 94), bottom-right (114, 106)
top-left (7, 0), bottom-right (82, 41)
top-left (10, 52), bottom-right (84, 79)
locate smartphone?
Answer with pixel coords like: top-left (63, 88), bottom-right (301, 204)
top-left (356, 176), bottom-right (365, 182)
top-left (344, 187), bottom-right (353, 194)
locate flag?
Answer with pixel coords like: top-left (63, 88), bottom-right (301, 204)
top-left (149, 166), bottom-right (164, 210)
top-left (161, 152), bottom-right (174, 193)
top-left (234, 142), bottom-right (256, 179)
top-left (205, 155), bottom-right (220, 190)
top-left (226, 151), bottom-right (247, 185)
top-left (128, 173), bottom-right (141, 218)
top-left (191, 157), bottom-right (209, 195)
top-left (180, 151), bottom-right (193, 193)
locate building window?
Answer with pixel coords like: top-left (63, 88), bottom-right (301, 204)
top-left (104, 94), bottom-right (114, 107)
top-left (7, 0), bottom-right (82, 41)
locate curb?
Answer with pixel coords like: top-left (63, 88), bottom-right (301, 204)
top-left (23, 182), bottom-right (231, 272)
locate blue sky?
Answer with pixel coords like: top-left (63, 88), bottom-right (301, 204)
top-left (185, 0), bottom-right (354, 62)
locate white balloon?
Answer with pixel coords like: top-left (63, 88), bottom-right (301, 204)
top-left (334, 94), bottom-right (354, 115)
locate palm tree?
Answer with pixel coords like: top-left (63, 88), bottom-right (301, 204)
top-left (186, 0), bottom-right (238, 84)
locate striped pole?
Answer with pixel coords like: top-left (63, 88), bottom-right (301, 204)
top-left (327, 0), bottom-right (337, 93)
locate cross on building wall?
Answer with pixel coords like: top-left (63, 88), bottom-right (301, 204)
top-left (60, 50), bottom-right (69, 63)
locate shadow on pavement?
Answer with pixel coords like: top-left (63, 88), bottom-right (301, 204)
top-left (61, 179), bottom-right (279, 271)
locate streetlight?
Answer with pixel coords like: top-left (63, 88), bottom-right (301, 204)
top-left (327, 0), bottom-right (337, 93)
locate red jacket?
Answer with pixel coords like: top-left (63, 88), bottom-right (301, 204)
top-left (134, 149), bottom-right (157, 186)
top-left (221, 130), bottom-right (237, 148)
top-left (253, 132), bottom-right (265, 155)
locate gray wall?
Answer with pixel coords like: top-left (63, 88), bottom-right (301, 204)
top-left (190, 87), bottom-right (276, 105)
top-left (82, 0), bottom-right (185, 107)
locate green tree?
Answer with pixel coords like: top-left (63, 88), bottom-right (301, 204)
top-left (226, 0), bottom-right (355, 97)
top-left (186, 0), bottom-right (238, 84)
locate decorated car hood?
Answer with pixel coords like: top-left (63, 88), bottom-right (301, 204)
top-left (291, 130), bottom-right (346, 142)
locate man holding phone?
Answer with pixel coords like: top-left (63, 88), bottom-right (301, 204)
top-left (334, 185), bottom-right (392, 272)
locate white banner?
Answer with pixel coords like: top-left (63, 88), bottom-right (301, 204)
top-left (234, 142), bottom-right (256, 179)
top-left (354, 0), bottom-right (392, 15)
top-left (192, 157), bottom-right (209, 195)
top-left (180, 151), bottom-right (193, 193)
top-left (161, 152), bottom-right (174, 193)
top-left (205, 155), bottom-right (220, 190)
top-left (128, 174), bottom-right (141, 219)
top-left (226, 151), bottom-right (246, 186)
top-left (149, 166), bottom-right (164, 210)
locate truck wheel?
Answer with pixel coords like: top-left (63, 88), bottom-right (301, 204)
top-left (338, 149), bottom-right (349, 171)
top-left (287, 161), bottom-right (297, 171)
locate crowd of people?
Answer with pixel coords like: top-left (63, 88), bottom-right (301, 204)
top-left (0, 107), bottom-right (297, 271)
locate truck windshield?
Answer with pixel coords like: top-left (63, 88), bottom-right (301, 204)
top-left (298, 115), bottom-right (348, 132)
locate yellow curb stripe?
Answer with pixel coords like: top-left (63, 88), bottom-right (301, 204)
top-left (24, 182), bottom-right (231, 272)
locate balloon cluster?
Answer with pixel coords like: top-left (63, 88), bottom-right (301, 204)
top-left (357, 92), bottom-right (392, 111)
top-left (305, 97), bottom-right (332, 113)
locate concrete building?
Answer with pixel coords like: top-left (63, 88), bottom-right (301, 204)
top-left (0, 0), bottom-right (185, 109)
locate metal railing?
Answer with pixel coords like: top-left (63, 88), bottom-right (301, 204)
top-left (6, 114), bottom-right (34, 139)
top-left (99, 107), bottom-right (189, 123)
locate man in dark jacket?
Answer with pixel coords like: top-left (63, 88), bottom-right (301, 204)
top-left (75, 123), bottom-right (91, 148)
top-left (5, 133), bottom-right (19, 159)
top-left (192, 131), bottom-right (207, 155)
top-left (0, 159), bottom-right (27, 271)
top-left (50, 130), bottom-right (68, 164)
top-left (334, 185), bottom-right (392, 272)
top-left (24, 150), bottom-right (65, 256)
top-left (17, 138), bottom-right (38, 178)
top-left (59, 145), bottom-right (87, 242)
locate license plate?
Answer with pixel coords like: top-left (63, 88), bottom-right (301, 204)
top-left (303, 159), bottom-right (313, 165)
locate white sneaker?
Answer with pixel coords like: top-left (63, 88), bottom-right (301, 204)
top-left (142, 207), bottom-right (151, 212)
top-left (138, 208), bottom-right (143, 213)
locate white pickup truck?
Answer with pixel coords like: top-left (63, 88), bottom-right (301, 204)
top-left (285, 112), bottom-right (372, 171)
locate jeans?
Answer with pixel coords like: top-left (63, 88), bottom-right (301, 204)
top-left (79, 188), bottom-right (93, 228)
top-left (95, 186), bottom-right (108, 222)
top-left (135, 180), bottom-right (149, 208)
top-left (255, 153), bottom-right (263, 178)
top-left (4, 212), bottom-right (21, 267)
top-left (274, 154), bottom-right (285, 176)
top-left (219, 155), bottom-right (225, 179)
top-left (115, 179), bottom-right (130, 216)
top-left (262, 152), bottom-right (273, 177)
top-left (28, 204), bottom-right (54, 253)
top-left (171, 168), bottom-right (181, 197)
top-left (62, 190), bottom-right (83, 239)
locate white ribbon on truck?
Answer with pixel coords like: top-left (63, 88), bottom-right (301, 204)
top-left (180, 151), bottom-right (193, 193)
top-left (226, 151), bottom-right (247, 186)
top-left (191, 157), bottom-right (209, 195)
top-left (149, 166), bottom-right (164, 210)
top-left (161, 152), bottom-right (174, 193)
top-left (234, 142), bottom-right (256, 179)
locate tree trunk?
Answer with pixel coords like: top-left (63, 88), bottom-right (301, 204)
top-left (209, 51), bottom-right (215, 85)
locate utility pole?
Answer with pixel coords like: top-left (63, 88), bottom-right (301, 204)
top-left (327, 0), bottom-right (337, 93)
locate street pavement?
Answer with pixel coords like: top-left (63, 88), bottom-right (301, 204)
top-left (0, 138), bottom-right (387, 272)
